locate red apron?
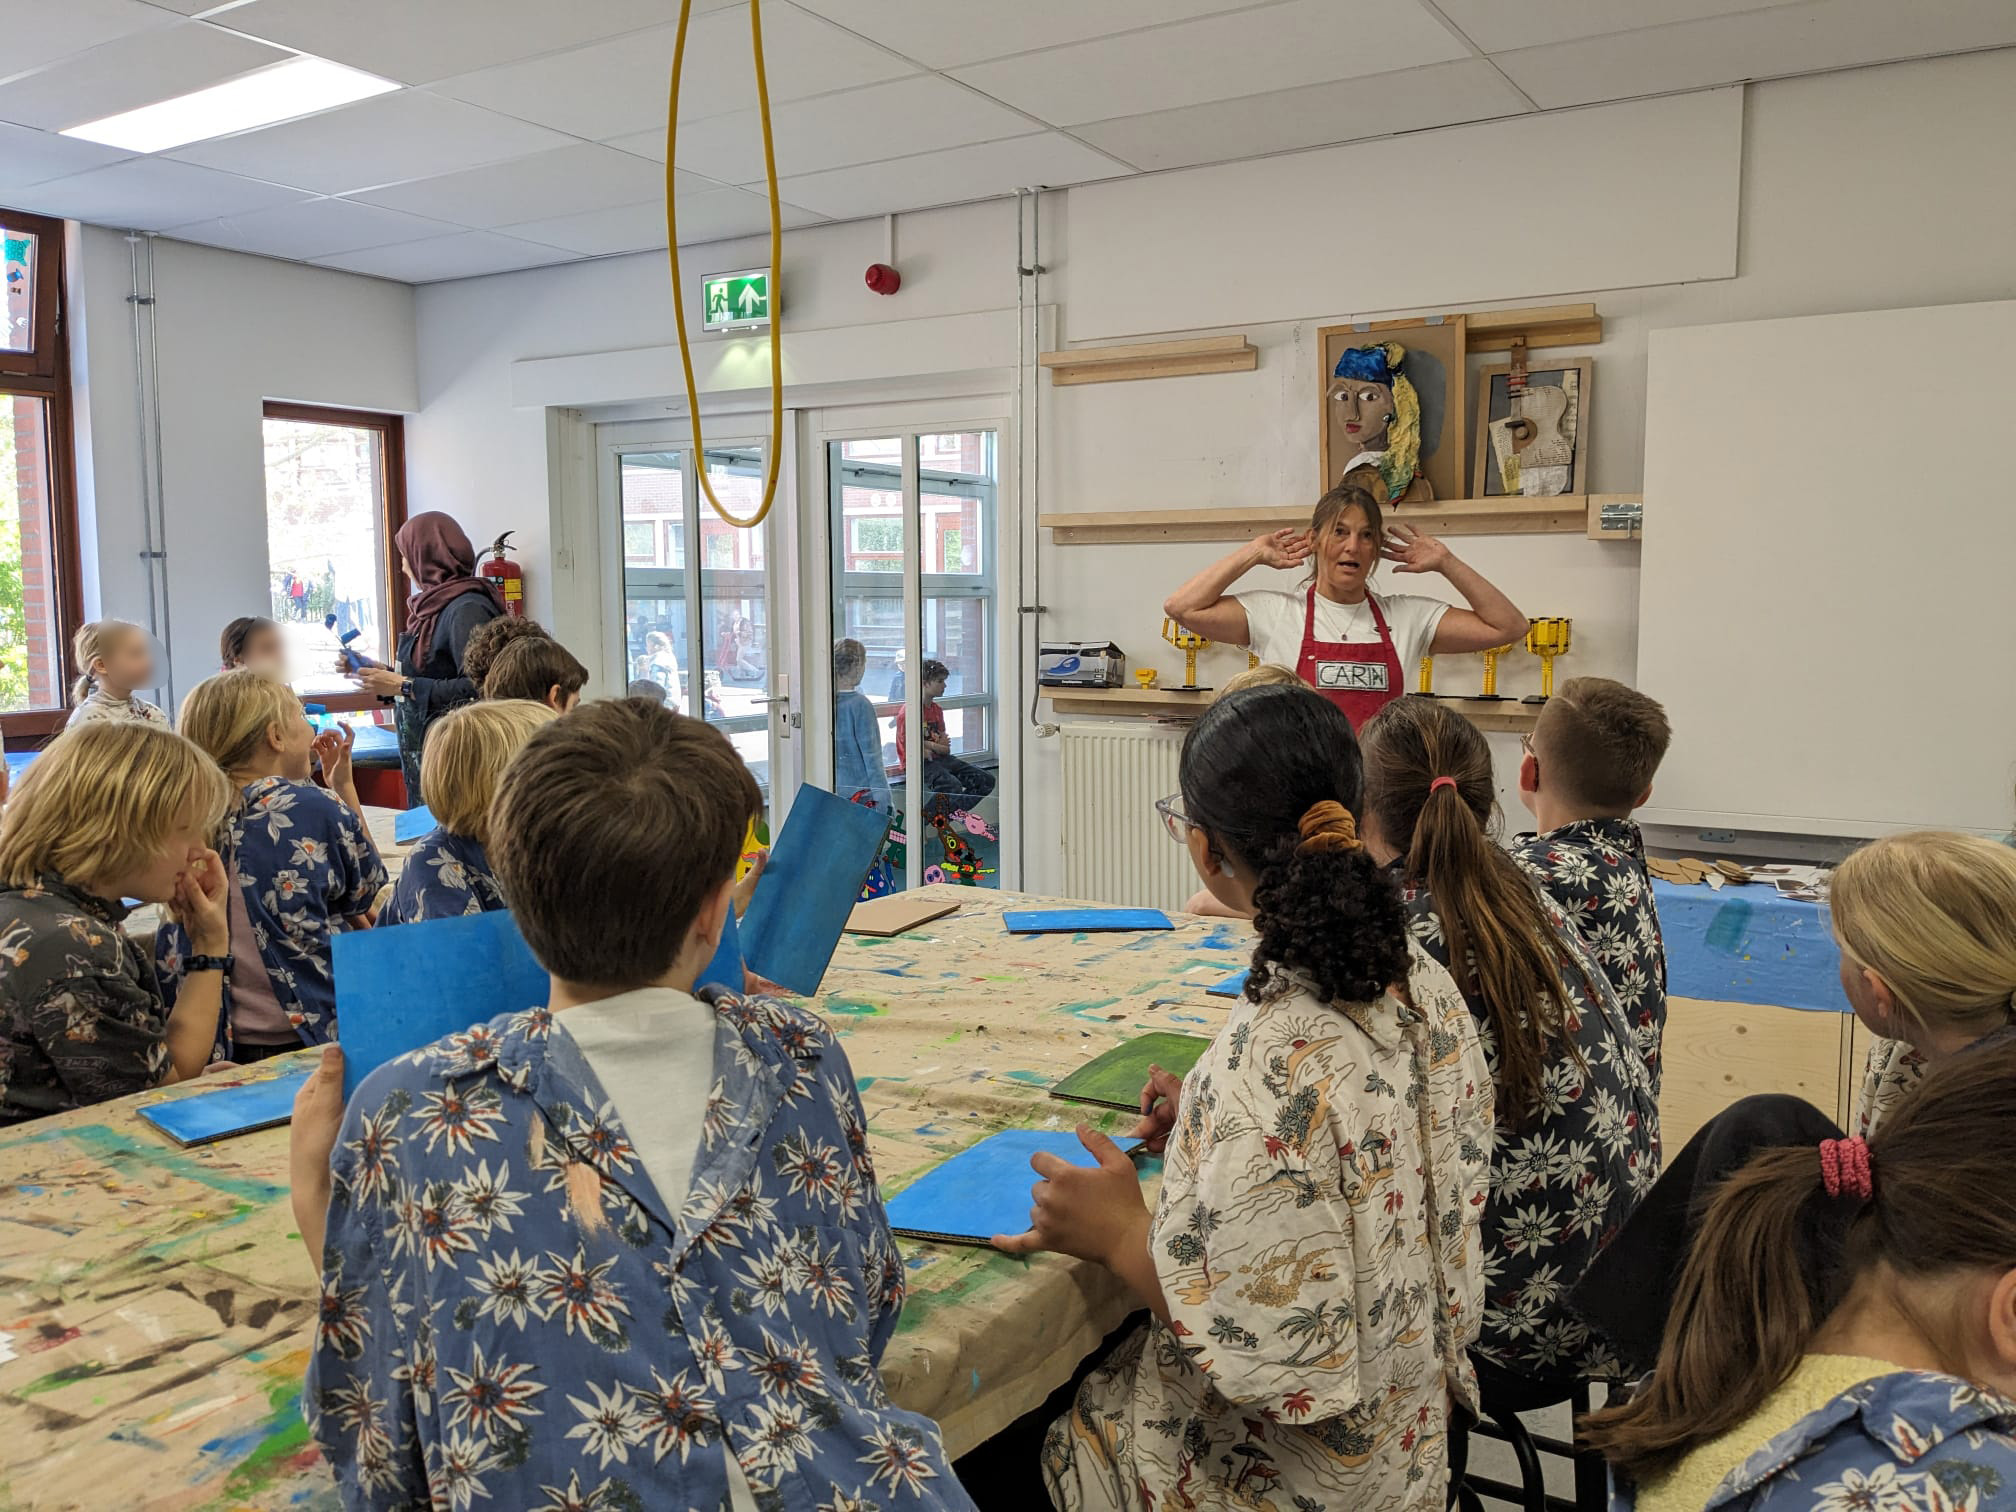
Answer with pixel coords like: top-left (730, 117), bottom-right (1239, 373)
top-left (1295, 586), bottom-right (1405, 731)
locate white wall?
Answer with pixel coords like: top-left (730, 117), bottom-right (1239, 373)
top-left (402, 48), bottom-right (2016, 892)
top-left (71, 227), bottom-right (416, 704)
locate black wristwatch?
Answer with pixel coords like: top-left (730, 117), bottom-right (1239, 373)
top-left (185, 953), bottom-right (234, 975)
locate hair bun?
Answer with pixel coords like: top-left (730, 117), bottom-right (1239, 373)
top-left (1297, 799), bottom-right (1362, 856)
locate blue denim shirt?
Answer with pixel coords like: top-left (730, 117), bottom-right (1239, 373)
top-left (381, 828), bottom-right (505, 926)
top-left (156, 776), bottom-right (384, 1058)
top-left (305, 988), bottom-right (974, 1511)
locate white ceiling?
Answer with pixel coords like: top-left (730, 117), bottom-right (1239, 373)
top-left (0, 0), bottom-right (2010, 284)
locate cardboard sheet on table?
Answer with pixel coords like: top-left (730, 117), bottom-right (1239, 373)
top-left (335, 906), bottom-right (744, 1099)
top-left (393, 805), bottom-right (437, 844)
top-left (739, 784), bottom-right (889, 994)
top-left (1003, 908), bottom-right (1173, 935)
top-left (138, 1066), bottom-right (312, 1145)
top-left (1651, 879), bottom-right (1842, 1012)
top-left (1206, 969), bottom-right (1249, 998)
top-left (845, 895), bottom-right (960, 938)
top-left (1049, 1031), bottom-right (1210, 1111)
top-left (886, 1129), bottom-right (1144, 1246)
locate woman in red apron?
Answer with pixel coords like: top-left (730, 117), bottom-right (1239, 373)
top-left (1161, 481), bottom-right (1528, 729)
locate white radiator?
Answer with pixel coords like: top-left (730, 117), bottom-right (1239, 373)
top-left (1060, 722), bottom-right (1193, 910)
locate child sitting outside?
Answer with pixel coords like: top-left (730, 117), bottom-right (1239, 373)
top-left (381, 698), bottom-right (557, 924)
top-left (292, 701), bottom-right (972, 1509)
top-left (65, 620), bottom-right (169, 728)
top-left (159, 669), bottom-right (385, 1062)
top-left (481, 634), bottom-right (587, 712)
top-left (0, 723), bottom-right (232, 1123)
top-left (1583, 1038), bottom-right (2016, 1509)
top-left (1000, 684), bottom-right (1492, 1509)
top-left (894, 658), bottom-right (996, 816)
top-left (1512, 676), bottom-right (1672, 1089)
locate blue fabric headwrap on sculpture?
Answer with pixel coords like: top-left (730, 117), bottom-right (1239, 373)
top-left (1332, 344), bottom-right (1396, 386)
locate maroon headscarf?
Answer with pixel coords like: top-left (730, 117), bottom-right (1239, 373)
top-left (396, 512), bottom-right (504, 667)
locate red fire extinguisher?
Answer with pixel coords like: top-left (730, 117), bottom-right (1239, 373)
top-left (481, 531), bottom-right (525, 618)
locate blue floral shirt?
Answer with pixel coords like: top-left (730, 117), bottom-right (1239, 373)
top-left (382, 829), bottom-right (505, 926)
top-left (305, 988), bottom-right (974, 1511)
top-left (1615, 1369), bottom-right (2016, 1510)
top-left (157, 776), bottom-right (385, 1058)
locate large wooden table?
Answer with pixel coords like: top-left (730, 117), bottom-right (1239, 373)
top-left (0, 888), bottom-right (1254, 1510)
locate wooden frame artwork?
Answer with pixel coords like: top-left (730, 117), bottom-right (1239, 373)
top-left (1318, 314), bottom-right (1467, 503)
top-left (1473, 357), bottom-right (1593, 500)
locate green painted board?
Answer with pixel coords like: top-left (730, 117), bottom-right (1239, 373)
top-left (1047, 1030), bottom-right (1211, 1112)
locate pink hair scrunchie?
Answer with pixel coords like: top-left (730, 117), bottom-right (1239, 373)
top-left (1819, 1135), bottom-right (1874, 1202)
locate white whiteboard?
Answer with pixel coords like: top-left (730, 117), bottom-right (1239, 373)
top-left (1637, 300), bottom-right (2016, 838)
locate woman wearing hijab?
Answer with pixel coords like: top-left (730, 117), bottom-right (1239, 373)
top-left (343, 512), bottom-right (505, 802)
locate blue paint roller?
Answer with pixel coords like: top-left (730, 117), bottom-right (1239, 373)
top-left (325, 612), bottom-right (367, 672)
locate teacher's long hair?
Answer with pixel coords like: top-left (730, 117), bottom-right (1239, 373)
top-left (1180, 684), bottom-right (1410, 1008)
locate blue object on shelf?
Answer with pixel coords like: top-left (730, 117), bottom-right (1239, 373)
top-left (393, 805), bottom-right (437, 843)
top-left (739, 784), bottom-right (890, 995)
top-left (885, 1129), bottom-right (1143, 1245)
top-left (138, 1066), bottom-right (312, 1145)
top-left (1003, 908), bottom-right (1174, 934)
top-left (1206, 968), bottom-right (1249, 997)
top-left (1652, 879), bottom-right (1843, 1012)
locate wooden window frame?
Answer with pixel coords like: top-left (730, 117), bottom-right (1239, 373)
top-left (2, 207), bottom-right (85, 747)
top-left (261, 401), bottom-right (408, 716)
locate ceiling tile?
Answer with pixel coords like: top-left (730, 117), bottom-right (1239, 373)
top-left (433, 6), bottom-right (917, 145)
top-left (169, 90), bottom-right (574, 195)
top-left (0, 22), bottom-right (292, 133)
top-left (165, 197), bottom-right (458, 259)
top-left (950, 0), bottom-right (1470, 125)
top-left (648, 74), bottom-right (1038, 185)
top-left (1495, 0), bottom-right (2016, 108)
top-left (352, 143), bottom-right (684, 228)
top-left (790, 0), bottom-right (1278, 69)
top-left (1077, 59), bottom-right (1533, 172)
top-left (773, 131), bottom-right (1131, 219)
top-left (5, 156), bottom-right (305, 229)
top-left (316, 229), bottom-right (576, 283)
top-left (211, 0), bottom-right (689, 85)
top-left (133, 0), bottom-right (226, 13)
top-left (1436, 0), bottom-right (1807, 53)
top-left (495, 191), bottom-right (825, 256)
top-left (0, 0), bottom-right (177, 80)
top-left (0, 121), bottom-right (133, 195)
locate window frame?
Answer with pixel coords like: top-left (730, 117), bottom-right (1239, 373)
top-left (1, 206), bottom-right (85, 744)
top-left (260, 401), bottom-right (408, 714)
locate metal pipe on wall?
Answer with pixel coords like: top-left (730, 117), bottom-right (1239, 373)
top-left (123, 232), bottom-right (174, 710)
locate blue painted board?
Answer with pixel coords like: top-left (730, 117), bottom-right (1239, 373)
top-left (335, 909), bottom-right (549, 1100)
top-left (739, 784), bottom-right (890, 995)
top-left (5, 750), bottom-right (36, 785)
top-left (1003, 908), bottom-right (1173, 934)
top-left (886, 1129), bottom-right (1143, 1246)
top-left (1206, 969), bottom-right (1249, 997)
top-left (138, 1066), bottom-right (312, 1145)
top-left (394, 805), bottom-right (437, 843)
top-left (1652, 879), bottom-right (1843, 1012)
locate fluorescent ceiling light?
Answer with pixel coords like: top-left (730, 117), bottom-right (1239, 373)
top-left (61, 57), bottom-right (399, 154)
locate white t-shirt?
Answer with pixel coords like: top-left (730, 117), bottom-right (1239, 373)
top-left (1233, 587), bottom-right (1451, 690)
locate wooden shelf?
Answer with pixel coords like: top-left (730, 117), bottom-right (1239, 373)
top-left (1465, 302), bottom-right (1604, 354)
top-left (1040, 493), bottom-right (1640, 546)
top-left (1038, 334), bottom-right (1257, 386)
top-left (1040, 686), bottom-right (1539, 732)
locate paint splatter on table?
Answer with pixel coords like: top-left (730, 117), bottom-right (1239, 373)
top-left (0, 886), bottom-right (1253, 1504)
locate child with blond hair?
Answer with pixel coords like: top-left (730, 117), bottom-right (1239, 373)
top-left (64, 620), bottom-right (168, 728)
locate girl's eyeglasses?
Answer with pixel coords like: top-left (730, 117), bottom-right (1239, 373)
top-left (1155, 793), bottom-right (1199, 844)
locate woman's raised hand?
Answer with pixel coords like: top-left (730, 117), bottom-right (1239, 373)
top-left (1251, 528), bottom-right (1312, 571)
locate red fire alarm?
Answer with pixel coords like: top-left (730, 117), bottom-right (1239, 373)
top-left (865, 262), bottom-right (901, 295)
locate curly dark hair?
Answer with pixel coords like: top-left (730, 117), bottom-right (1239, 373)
top-left (1179, 684), bottom-right (1410, 1007)
top-left (463, 615), bottom-right (549, 693)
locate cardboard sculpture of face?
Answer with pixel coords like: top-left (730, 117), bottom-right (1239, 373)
top-left (1328, 341), bottom-right (1427, 503)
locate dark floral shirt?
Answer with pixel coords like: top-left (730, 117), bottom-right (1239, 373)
top-left (381, 828), bottom-right (505, 926)
top-left (0, 876), bottom-right (169, 1125)
top-left (1392, 861), bottom-right (1660, 1382)
top-left (1511, 819), bottom-right (1666, 1096)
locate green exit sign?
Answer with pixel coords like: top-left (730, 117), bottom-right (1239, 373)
top-left (702, 267), bottom-right (771, 331)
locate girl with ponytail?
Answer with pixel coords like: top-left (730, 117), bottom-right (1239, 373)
top-left (1361, 695), bottom-right (1659, 1391)
top-left (1584, 1036), bottom-right (2016, 1509)
top-left (997, 684), bottom-right (1494, 1511)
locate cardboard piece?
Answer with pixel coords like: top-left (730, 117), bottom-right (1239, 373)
top-left (1206, 969), bottom-right (1249, 998)
top-left (739, 785), bottom-right (890, 995)
top-left (845, 895), bottom-right (961, 938)
top-left (138, 1066), bottom-right (312, 1146)
top-left (1003, 908), bottom-right (1173, 935)
top-left (1048, 1031), bottom-right (1210, 1111)
top-left (886, 1129), bottom-right (1143, 1246)
top-left (393, 805), bottom-right (437, 844)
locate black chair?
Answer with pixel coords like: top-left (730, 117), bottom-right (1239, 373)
top-left (1451, 1372), bottom-right (1608, 1512)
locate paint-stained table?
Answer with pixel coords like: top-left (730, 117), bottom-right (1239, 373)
top-left (0, 887), bottom-right (1255, 1509)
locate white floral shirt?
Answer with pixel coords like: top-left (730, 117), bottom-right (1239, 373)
top-left (1043, 940), bottom-right (1494, 1512)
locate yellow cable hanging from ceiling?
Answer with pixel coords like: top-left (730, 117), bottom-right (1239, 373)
top-left (663, 0), bottom-right (784, 529)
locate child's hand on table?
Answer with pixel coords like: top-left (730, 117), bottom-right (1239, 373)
top-left (289, 1044), bottom-right (345, 1265)
top-left (1130, 1062), bottom-right (1184, 1154)
top-left (991, 1125), bottom-right (1148, 1264)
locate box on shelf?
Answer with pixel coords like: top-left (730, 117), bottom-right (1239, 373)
top-left (1038, 641), bottom-right (1126, 688)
